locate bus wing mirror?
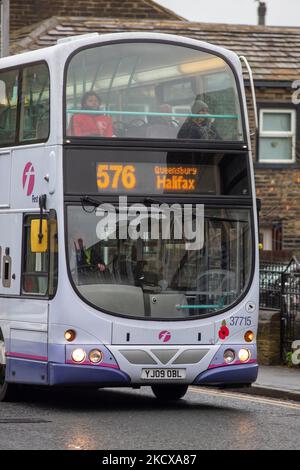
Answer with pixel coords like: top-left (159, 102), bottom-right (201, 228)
top-left (256, 198), bottom-right (261, 213)
top-left (30, 219), bottom-right (48, 253)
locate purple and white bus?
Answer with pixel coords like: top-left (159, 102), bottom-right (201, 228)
top-left (0, 32), bottom-right (259, 401)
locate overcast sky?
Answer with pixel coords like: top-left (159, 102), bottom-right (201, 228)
top-left (156, 0), bottom-right (300, 26)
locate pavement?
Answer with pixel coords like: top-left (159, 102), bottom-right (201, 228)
top-left (236, 365), bottom-right (300, 402)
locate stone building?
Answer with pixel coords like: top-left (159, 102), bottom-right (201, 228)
top-left (5, 0), bottom-right (300, 258)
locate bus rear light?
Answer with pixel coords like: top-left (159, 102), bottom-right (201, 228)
top-left (71, 348), bottom-right (86, 363)
top-left (89, 349), bottom-right (103, 364)
top-left (244, 331), bottom-right (254, 343)
top-left (238, 348), bottom-right (251, 362)
top-left (65, 329), bottom-right (76, 342)
top-left (223, 349), bottom-right (235, 364)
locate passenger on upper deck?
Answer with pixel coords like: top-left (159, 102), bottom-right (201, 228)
top-left (177, 96), bottom-right (221, 141)
top-left (68, 91), bottom-right (113, 137)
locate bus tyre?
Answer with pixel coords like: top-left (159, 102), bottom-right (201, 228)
top-left (0, 379), bottom-right (19, 402)
top-left (0, 342), bottom-right (18, 402)
top-left (151, 384), bottom-right (188, 401)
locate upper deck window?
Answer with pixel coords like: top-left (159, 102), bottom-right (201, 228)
top-left (0, 69), bottom-right (19, 146)
top-left (65, 42), bottom-right (244, 142)
top-left (20, 63), bottom-right (50, 143)
top-left (0, 62), bottom-right (50, 147)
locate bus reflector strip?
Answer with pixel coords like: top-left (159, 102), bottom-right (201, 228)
top-left (6, 352), bottom-right (48, 362)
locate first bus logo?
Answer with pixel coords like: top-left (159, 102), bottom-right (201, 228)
top-left (22, 162), bottom-right (35, 196)
top-left (159, 330), bottom-right (171, 343)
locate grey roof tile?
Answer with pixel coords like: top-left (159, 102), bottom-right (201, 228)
top-left (10, 17), bottom-right (300, 81)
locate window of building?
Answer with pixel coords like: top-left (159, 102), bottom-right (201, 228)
top-left (0, 69), bottom-right (19, 146)
top-left (19, 63), bottom-right (50, 142)
top-left (259, 109), bottom-right (296, 163)
top-left (259, 224), bottom-right (282, 251)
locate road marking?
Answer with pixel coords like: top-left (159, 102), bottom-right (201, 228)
top-left (189, 386), bottom-right (300, 410)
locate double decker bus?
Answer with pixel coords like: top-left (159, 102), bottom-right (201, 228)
top-left (0, 32), bottom-right (259, 401)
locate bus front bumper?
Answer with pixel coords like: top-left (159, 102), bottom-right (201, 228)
top-left (48, 361), bottom-right (258, 387)
top-left (49, 363), bottom-right (131, 387)
top-left (193, 362), bottom-right (258, 386)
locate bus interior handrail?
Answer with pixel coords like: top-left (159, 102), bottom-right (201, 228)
top-left (66, 109), bottom-right (239, 119)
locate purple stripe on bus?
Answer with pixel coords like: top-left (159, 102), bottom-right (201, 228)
top-left (9, 338), bottom-right (47, 358)
top-left (208, 359), bottom-right (257, 369)
top-left (6, 352), bottom-right (48, 362)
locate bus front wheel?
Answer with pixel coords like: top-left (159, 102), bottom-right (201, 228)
top-left (151, 384), bottom-right (188, 401)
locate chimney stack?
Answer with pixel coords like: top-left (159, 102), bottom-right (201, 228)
top-left (258, 1), bottom-right (267, 26)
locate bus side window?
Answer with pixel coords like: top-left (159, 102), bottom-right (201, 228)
top-left (22, 216), bottom-right (49, 295)
top-left (19, 63), bottom-right (50, 143)
top-left (0, 70), bottom-right (19, 146)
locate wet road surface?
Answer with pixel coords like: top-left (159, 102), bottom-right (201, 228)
top-left (0, 386), bottom-right (299, 450)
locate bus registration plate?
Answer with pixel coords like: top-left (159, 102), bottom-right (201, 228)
top-left (141, 368), bottom-right (186, 380)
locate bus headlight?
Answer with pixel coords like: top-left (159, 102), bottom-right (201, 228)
top-left (224, 349), bottom-right (235, 364)
top-left (71, 348), bottom-right (86, 363)
top-left (238, 348), bottom-right (251, 362)
top-left (89, 349), bottom-right (103, 364)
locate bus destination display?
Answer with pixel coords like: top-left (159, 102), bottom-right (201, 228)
top-left (96, 163), bottom-right (216, 194)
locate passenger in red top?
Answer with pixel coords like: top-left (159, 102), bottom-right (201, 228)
top-left (68, 91), bottom-right (113, 137)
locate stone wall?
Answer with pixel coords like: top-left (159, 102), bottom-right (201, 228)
top-left (257, 308), bottom-right (281, 365)
top-left (246, 86), bottom-right (300, 252)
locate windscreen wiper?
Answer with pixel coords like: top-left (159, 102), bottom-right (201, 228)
top-left (144, 197), bottom-right (166, 206)
top-left (80, 196), bottom-right (103, 213)
top-left (80, 196), bottom-right (124, 214)
top-left (80, 196), bottom-right (102, 207)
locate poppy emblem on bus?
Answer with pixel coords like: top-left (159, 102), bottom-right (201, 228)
top-left (22, 162), bottom-right (35, 196)
top-left (159, 330), bottom-right (171, 343)
top-left (218, 320), bottom-right (230, 340)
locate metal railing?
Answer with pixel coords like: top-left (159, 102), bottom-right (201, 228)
top-left (259, 257), bottom-right (300, 361)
